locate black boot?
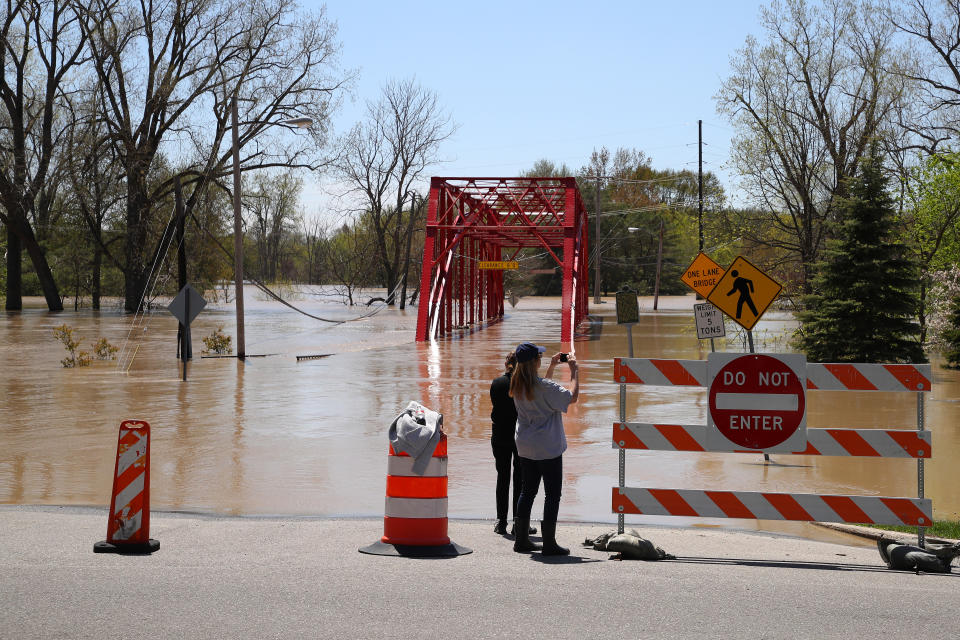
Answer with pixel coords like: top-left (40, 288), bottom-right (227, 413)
top-left (509, 521), bottom-right (537, 536)
top-left (540, 520), bottom-right (569, 556)
top-left (494, 519), bottom-right (508, 535)
top-left (512, 517), bottom-right (542, 553)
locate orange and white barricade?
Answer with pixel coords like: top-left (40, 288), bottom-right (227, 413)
top-left (612, 357), bottom-right (935, 542)
top-left (94, 420), bottom-right (159, 554)
top-left (360, 433), bottom-right (471, 557)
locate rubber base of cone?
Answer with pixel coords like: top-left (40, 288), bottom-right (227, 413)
top-left (358, 540), bottom-right (472, 557)
top-left (93, 539), bottom-right (160, 554)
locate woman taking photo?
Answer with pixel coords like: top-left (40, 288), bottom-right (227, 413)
top-left (509, 342), bottom-right (579, 555)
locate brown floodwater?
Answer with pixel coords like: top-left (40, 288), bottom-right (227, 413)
top-left (1, 288), bottom-right (957, 545)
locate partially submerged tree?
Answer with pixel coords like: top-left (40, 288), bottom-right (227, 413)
top-left (78, 0), bottom-right (349, 311)
top-left (334, 78), bottom-right (455, 304)
top-left (796, 150), bottom-right (925, 363)
top-left (324, 216), bottom-right (375, 305)
top-left (0, 0), bottom-right (87, 310)
top-left (247, 173), bottom-right (303, 283)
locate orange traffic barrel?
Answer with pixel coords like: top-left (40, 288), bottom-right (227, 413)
top-left (360, 434), bottom-right (471, 557)
top-left (94, 420), bottom-right (159, 554)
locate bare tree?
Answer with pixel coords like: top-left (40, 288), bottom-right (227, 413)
top-left (715, 0), bottom-right (911, 293)
top-left (325, 217), bottom-right (375, 306)
top-left (78, 0), bottom-right (350, 312)
top-left (0, 0), bottom-right (87, 310)
top-left (247, 173), bottom-right (302, 282)
top-left (334, 78), bottom-right (455, 305)
top-left (888, 0), bottom-right (960, 151)
top-left (300, 214), bottom-right (326, 284)
top-left (63, 84), bottom-right (125, 309)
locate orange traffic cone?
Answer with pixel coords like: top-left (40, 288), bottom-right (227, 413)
top-left (94, 420), bottom-right (159, 554)
top-left (360, 434), bottom-right (471, 557)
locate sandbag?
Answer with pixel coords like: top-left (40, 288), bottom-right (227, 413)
top-left (877, 538), bottom-right (959, 573)
top-left (583, 529), bottom-right (675, 560)
top-left (605, 533), bottom-right (675, 561)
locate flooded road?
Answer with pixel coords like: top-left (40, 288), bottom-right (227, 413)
top-left (1, 289), bottom-right (957, 542)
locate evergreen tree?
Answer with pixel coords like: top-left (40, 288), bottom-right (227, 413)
top-left (796, 151), bottom-right (925, 363)
top-left (941, 295), bottom-right (960, 369)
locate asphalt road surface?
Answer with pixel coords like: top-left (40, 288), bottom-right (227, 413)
top-left (1, 506), bottom-right (956, 639)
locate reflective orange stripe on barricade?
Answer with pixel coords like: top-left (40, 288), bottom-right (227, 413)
top-left (382, 434), bottom-right (450, 546)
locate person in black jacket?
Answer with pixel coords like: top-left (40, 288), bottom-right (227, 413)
top-left (489, 352), bottom-right (536, 537)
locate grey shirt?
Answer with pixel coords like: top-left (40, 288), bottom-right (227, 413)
top-left (514, 377), bottom-right (573, 460)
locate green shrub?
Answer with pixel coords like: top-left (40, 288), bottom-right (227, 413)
top-left (53, 324), bottom-right (91, 367)
top-left (201, 326), bottom-right (233, 355)
top-left (92, 337), bottom-right (119, 360)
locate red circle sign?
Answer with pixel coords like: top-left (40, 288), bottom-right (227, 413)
top-left (708, 354), bottom-right (805, 450)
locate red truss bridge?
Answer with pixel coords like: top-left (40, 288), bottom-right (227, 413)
top-left (415, 177), bottom-right (590, 343)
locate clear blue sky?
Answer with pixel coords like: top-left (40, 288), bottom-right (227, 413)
top-left (307, 0), bottom-right (767, 212)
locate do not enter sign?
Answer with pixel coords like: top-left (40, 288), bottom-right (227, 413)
top-left (707, 353), bottom-right (807, 452)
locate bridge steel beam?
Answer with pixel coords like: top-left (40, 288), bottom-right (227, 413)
top-left (415, 177), bottom-right (589, 343)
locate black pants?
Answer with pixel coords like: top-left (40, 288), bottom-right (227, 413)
top-left (492, 441), bottom-right (522, 521)
top-left (516, 455), bottom-right (563, 523)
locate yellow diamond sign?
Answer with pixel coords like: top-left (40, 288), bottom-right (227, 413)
top-left (681, 252), bottom-right (725, 297)
top-left (706, 255), bottom-right (782, 330)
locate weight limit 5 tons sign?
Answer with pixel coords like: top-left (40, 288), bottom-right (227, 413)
top-left (707, 353), bottom-right (807, 452)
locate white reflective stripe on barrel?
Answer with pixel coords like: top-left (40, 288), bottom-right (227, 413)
top-left (385, 497), bottom-right (448, 519)
top-left (387, 456), bottom-right (448, 477)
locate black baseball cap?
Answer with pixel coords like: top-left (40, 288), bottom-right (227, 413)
top-left (515, 342), bottom-right (546, 363)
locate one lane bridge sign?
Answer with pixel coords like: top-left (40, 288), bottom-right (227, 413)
top-left (706, 255), bottom-right (781, 331)
top-left (706, 352), bottom-right (807, 453)
top-left (681, 252), bottom-right (725, 298)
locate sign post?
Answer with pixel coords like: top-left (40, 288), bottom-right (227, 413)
top-left (167, 284), bottom-right (207, 381)
top-left (614, 289), bottom-right (639, 535)
top-left (706, 353), bottom-right (807, 453)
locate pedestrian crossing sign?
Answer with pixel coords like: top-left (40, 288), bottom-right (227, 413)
top-left (706, 255), bottom-right (782, 330)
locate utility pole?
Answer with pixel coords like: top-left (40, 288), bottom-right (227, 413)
top-left (698, 119), bottom-right (704, 254)
top-left (175, 177), bottom-right (190, 360)
top-left (399, 192), bottom-right (416, 310)
top-left (231, 97), bottom-right (246, 360)
top-left (593, 176), bottom-right (602, 304)
top-left (653, 218), bottom-right (664, 310)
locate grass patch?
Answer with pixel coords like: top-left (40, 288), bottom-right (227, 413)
top-left (862, 520), bottom-right (960, 540)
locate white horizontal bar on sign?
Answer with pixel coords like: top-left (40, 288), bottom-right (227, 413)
top-left (614, 486), bottom-right (932, 526)
top-left (612, 423), bottom-right (932, 458)
top-left (715, 393), bottom-right (799, 411)
top-left (615, 358), bottom-right (707, 386)
top-left (384, 497), bottom-right (448, 519)
top-left (387, 456), bottom-right (447, 478)
top-left (806, 362), bottom-right (932, 392)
